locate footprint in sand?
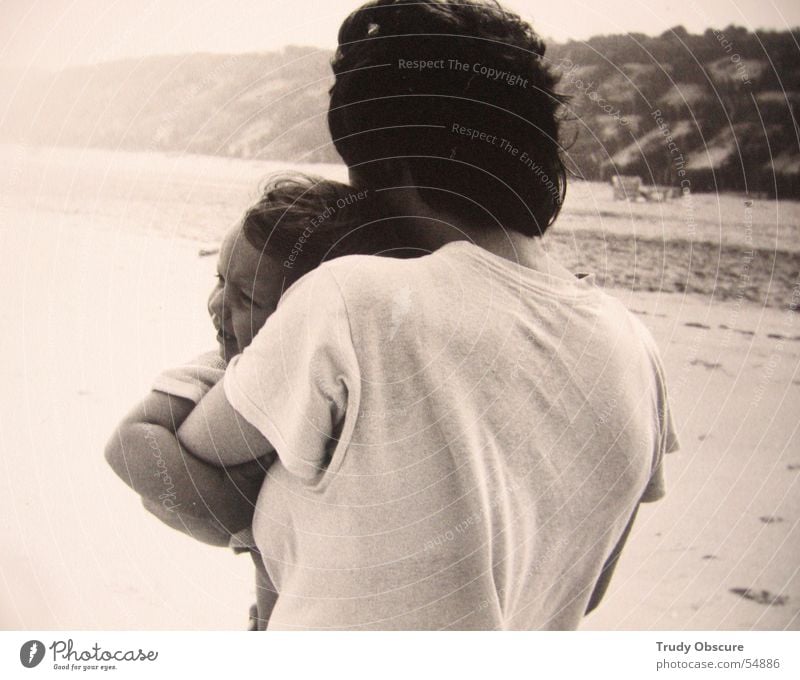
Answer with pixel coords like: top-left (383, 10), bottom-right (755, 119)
top-left (767, 333), bottom-right (800, 342)
top-left (718, 324), bottom-right (755, 336)
top-left (729, 588), bottom-right (789, 606)
top-left (691, 359), bottom-right (723, 370)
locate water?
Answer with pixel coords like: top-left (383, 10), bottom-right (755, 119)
top-left (0, 144), bottom-right (349, 244)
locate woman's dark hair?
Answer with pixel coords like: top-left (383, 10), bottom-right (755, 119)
top-left (328, 0), bottom-right (567, 237)
top-left (242, 173), bottom-right (400, 275)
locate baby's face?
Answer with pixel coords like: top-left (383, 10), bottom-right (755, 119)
top-left (208, 225), bottom-right (284, 362)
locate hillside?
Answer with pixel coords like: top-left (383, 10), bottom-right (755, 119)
top-left (548, 26), bottom-right (800, 197)
top-left (2, 27), bottom-right (798, 195)
top-left (1, 47), bottom-right (338, 164)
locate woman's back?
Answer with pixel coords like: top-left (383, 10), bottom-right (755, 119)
top-left (232, 241), bottom-right (676, 629)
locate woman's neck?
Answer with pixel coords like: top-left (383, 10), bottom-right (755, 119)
top-left (350, 168), bottom-right (573, 280)
top-left (400, 214), bottom-right (575, 281)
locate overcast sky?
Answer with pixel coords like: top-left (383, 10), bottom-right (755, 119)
top-left (2, 0), bottom-right (798, 72)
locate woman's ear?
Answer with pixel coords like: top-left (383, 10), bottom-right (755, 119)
top-left (347, 166), bottom-right (368, 189)
top-left (347, 160), bottom-right (401, 191)
top-left (348, 160), bottom-right (428, 214)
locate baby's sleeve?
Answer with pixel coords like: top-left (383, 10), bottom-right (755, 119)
top-left (223, 267), bottom-right (360, 481)
top-left (152, 350), bottom-right (227, 404)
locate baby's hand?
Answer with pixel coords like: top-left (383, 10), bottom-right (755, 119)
top-left (219, 453), bottom-right (275, 513)
top-left (227, 453), bottom-right (276, 484)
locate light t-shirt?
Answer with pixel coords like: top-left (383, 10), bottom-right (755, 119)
top-left (224, 240), bottom-right (679, 630)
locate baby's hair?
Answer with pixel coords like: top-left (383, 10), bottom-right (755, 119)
top-left (242, 173), bottom-right (398, 275)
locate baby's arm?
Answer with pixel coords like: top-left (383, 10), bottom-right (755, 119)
top-left (105, 389), bottom-right (269, 534)
top-left (141, 497), bottom-right (231, 547)
top-left (177, 380), bottom-right (274, 468)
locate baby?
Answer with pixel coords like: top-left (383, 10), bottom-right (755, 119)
top-left (105, 174), bottom-right (399, 629)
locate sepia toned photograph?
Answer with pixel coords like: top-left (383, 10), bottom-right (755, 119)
top-left (1, 0), bottom-right (798, 635)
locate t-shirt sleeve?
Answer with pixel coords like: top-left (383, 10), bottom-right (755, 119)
top-left (640, 340), bottom-right (680, 503)
top-left (223, 266), bottom-right (360, 480)
top-left (152, 350), bottom-right (227, 404)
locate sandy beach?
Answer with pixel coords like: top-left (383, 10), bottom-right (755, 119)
top-left (1, 145), bottom-right (797, 630)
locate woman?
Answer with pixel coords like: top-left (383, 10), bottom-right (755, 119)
top-left (177, 0), bottom-right (678, 629)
